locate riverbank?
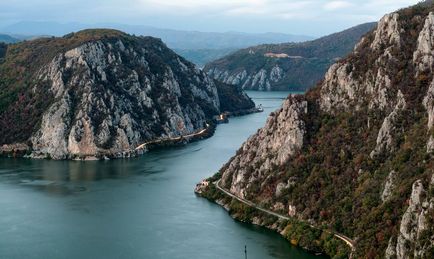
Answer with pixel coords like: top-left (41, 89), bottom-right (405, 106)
top-left (0, 106), bottom-right (264, 161)
top-left (1, 91), bottom-right (320, 259)
top-left (0, 122), bottom-right (217, 160)
top-left (195, 174), bottom-right (352, 258)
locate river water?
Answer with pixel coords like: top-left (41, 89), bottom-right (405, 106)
top-left (0, 91), bottom-right (323, 259)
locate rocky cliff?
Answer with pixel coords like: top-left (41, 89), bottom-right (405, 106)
top-left (0, 29), bottom-right (254, 160)
top-left (204, 23), bottom-right (376, 91)
top-left (213, 80), bottom-right (255, 113)
top-left (199, 2), bottom-right (434, 258)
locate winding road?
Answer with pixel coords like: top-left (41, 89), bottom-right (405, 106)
top-left (135, 124), bottom-right (210, 151)
top-left (214, 179), bottom-right (355, 251)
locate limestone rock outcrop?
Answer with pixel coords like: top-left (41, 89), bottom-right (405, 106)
top-left (386, 179), bottom-right (434, 258)
top-left (205, 23), bottom-right (376, 91)
top-left (0, 29), bottom-right (254, 159)
top-left (220, 96), bottom-right (307, 199)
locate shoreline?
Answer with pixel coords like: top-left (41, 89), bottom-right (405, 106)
top-left (195, 178), bottom-right (352, 258)
top-left (0, 108), bottom-right (261, 161)
top-left (0, 122), bottom-right (216, 161)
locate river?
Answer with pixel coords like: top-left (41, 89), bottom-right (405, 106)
top-left (0, 91), bottom-right (324, 259)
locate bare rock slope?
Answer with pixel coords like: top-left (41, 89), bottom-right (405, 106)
top-left (0, 29), bottom-right (254, 159)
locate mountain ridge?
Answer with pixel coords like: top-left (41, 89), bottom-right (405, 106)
top-left (0, 22), bottom-right (314, 67)
top-left (0, 34), bottom-right (19, 44)
top-left (205, 22), bottom-right (377, 91)
top-left (0, 21), bottom-right (313, 50)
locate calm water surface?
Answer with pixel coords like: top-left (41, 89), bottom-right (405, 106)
top-left (0, 91), bottom-right (324, 259)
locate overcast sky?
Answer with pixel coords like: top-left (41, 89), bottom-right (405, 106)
top-left (0, 0), bottom-right (421, 36)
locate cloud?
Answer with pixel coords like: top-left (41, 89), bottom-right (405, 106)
top-left (223, 1), bottom-right (313, 17)
top-left (324, 1), bottom-right (353, 11)
top-left (134, 0), bottom-right (418, 21)
top-left (0, 0), bottom-right (422, 35)
top-left (0, 0), bottom-right (420, 21)
top-left (139, 0), bottom-right (253, 13)
top-left (138, 0), bottom-right (314, 17)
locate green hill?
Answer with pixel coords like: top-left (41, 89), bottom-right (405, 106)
top-left (205, 22), bottom-right (377, 91)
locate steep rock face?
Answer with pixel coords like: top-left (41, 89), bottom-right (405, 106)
top-left (205, 23), bottom-right (376, 91)
top-left (214, 80), bottom-right (255, 113)
top-left (29, 39), bottom-right (219, 159)
top-left (386, 179), bottom-right (434, 258)
top-left (203, 3), bottom-right (434, 258)
top-left (320, 13), bottom-right (403, 114)
top-left (414, 12), bottom-right (434, 75)
top-left (416, 13), bottom-right (434, 149)
top-left (382, 170), bottom-right (398, 202)
top-left (209, 65), bottom-right (282, 91)
top-left (370, 91), bottom-right (407, 158)
top-left (424, 80), bottom-right (434, 131)
top-left (0, 30), bottom-right (254, 159)
top-left (220, 95), bottom-right (307, 199)
top-left (371, 13), bottom-right (402, 50)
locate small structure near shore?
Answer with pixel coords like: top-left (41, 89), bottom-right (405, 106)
top-left (214, 105), bottom-right (264, 124)
top-left (214, 113), bottom-right (229, 124)
top-left (194, 180), bottom-right (210, 194)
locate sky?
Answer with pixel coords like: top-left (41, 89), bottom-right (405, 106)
top-left (0, 0), bottom-right (422, 36)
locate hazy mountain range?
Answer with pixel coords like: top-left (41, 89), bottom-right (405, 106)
top-left (0, 21), bottom-right (314, 67)
top-left (0, 21), bottom-right (313, 50)
top-left (0, 34), bottom-right (20, 44)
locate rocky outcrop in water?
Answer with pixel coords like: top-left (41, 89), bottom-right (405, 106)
top-left (0, 29), bottom-right (254, 160)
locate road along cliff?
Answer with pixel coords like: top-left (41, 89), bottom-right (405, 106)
top-left (197, 2), bottom-right (434, 258)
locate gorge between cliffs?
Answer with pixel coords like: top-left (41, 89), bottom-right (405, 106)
top-left (0, 91), bottom-right (320, 259)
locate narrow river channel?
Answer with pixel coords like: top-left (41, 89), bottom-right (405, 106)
top-left (0, 91), bottom-right (325, 259)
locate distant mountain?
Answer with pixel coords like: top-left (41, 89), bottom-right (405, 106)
top-left (174, 48), bottom-right (237, 68)
top-left (205, 22), bottom-right (377, 91)
top-left (0, 34), bottom-right (19, 43)
top-left (0, 21), bottom-right (313, 50)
